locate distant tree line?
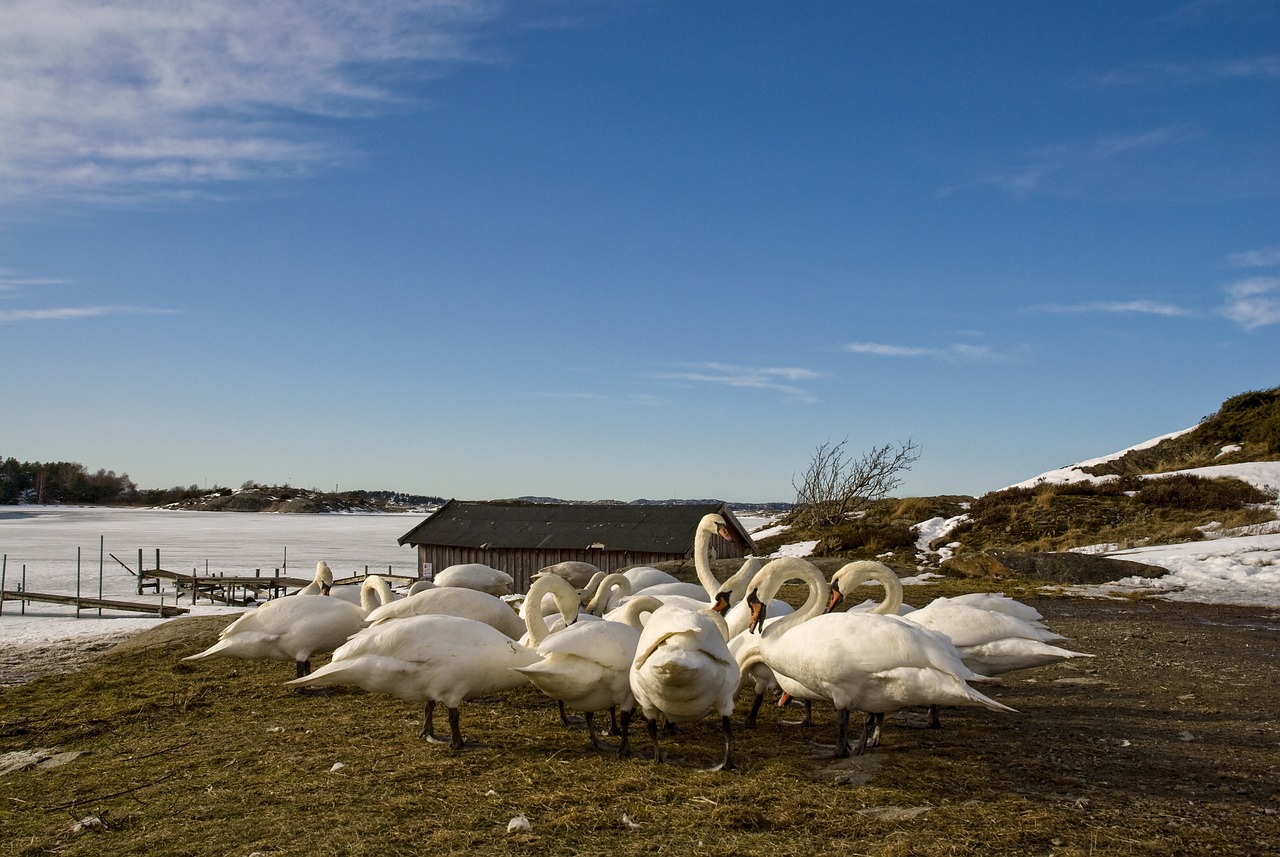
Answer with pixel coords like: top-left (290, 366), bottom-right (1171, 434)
top-left (0, 457), bottom-right (445, 509)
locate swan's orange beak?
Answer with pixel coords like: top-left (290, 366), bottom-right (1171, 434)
top-left (717, 524), bottom-right (734, 543)
top-left (747, 590), bottom-right (766, 633)
top-left (321, 583), bottom-right (332, 596)
top-left (777, 692), bottom-right (792, 707)
top-left (825, 581), bottom-right (842, 613)
top-left (712, 591), bottom-right (732, 615)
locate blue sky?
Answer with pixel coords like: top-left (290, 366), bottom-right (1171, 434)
top-left (2, 0), bottom-right (1277, 503)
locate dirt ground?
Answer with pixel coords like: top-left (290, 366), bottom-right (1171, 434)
top-left (1, 595), bottom-right (1277, 856)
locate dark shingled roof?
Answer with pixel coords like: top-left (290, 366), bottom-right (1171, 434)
top-left (397, 500), bottom-right (758, 555)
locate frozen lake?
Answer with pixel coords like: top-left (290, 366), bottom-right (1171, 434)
top-left (0, 505), bottom-right (424, 607)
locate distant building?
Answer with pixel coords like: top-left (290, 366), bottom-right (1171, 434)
top-left (396, 500), bottom-right (758, 593)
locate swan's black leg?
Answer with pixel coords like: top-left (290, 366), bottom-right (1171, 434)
top-left (702, 715), bottom-right (735, 772)
top-left (421, 700), bottom-right (443, 741)
top-left (848, 712), bottom-right (875, 756)
top-left (608, 706), bottom-right (621, 737)
top-left (867, 712), bottom-right (885, 748)
top-left (585, 711), bottom-right (611, 752)
top-left (617, 708), bottom-right (634, 758)
top-left (448, 706), bottom-right (465, 750)
top-left (296, 659), bottom-right (310, 678)
top-left (744, 692), bottom-right (764, 729)
top-left (832, 708), bottom-right (851, 758)
top-left (801, 699), bottom-right (813, 727)
top-left (927, 704), bottom-right (942, 728)
top-left (646, 717), bottom-right (663, 763)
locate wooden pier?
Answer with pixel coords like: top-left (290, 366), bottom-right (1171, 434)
top-left (0, 589), bottom-right (189, 618)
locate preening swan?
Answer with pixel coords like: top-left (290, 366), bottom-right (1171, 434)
top-left (430, 563), bottom-right (514, 596)
top-left (532, 561), bottom-right (602, 590)
top-left (363, 585), bottom-right (526, 640)
top-left (629, 602), bottom-right (740, 771)
top-left (182, 575), bottom-right (393, 678)
top-left (515, 575), bottom-right (642, 755)
top-left (744, 559), bottom-right (1014, 757)
top-left (296, 561), bottom-right (335, 596)
top-left (286, 613), bottom-right (538, 748)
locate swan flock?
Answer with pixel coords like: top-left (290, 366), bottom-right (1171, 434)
top-left (181, 519), bottom-right (1089, 769)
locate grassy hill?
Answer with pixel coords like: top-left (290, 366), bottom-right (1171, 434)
top-left (753, 386), bottom-right (1280, 566)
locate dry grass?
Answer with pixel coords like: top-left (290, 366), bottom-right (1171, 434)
top-left (3, 589), bottom-right (1278, 857)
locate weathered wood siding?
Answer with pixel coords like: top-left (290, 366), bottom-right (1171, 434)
top-left (414, 533), bottom-right (745, 594)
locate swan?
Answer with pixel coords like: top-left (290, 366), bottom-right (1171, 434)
top-left (629, 602), bottom-right (740, 771)
top-left (515, 575), bottom-right (643, 755)
top-left (295, 560), bottom-right (335, 596)
top-left (532, 561), bottom-right (601, 590)
top-left (584, 573), bottom-right (631, 616)
top-left (183, 575), bottom-right (393, 678)
top-left (430, 563), bottom-right (514, 596)
top-left (744, 559), bottom-right (1014, 757)
top-left (723, 557), bottom-right (825, 728)
top-left (622, 566), bottom-right (680, 592)
top-left (407, 578), bottom-right (436, 596)
top-left (828, 562), bottom-right (1090, 677)
top-left (364, 585), bottom-right (525, 640)
top-left (286, 613), bottom-right (538, 748)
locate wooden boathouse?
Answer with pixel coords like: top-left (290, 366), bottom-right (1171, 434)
top-left (396, 501), bottom-right (758, 594)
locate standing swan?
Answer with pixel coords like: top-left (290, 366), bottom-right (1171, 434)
top-left (629, 603), bottom-right (740, 771)
top-left (515, 575), bottom-right (643, 755)
top-left (744, 559), bottom-right (1014, 757)
top-left (182, 575), bottom-right (393, 678)
top-left (286, 613), bottom-right (538, 748)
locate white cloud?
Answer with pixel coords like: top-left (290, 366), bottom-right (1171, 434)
top-left (0, 305), bottom-right (175, 322)
top-left (0, 0), bottom-right (501, 208)
top-left (655, 362), bottom-right (822, 402)
top-left (1095, 55), bottom-right (1280, 87)
top-left (1221, 277), bottom-right (1280, 330)
top-left (843, 341), bottom-right (1010, 363)
top-left (1036, 300), bottom-right (1193, 318)
top-left (1226, 246), bottom-right (1280, 268)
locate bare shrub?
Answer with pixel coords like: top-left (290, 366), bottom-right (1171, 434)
top-left (791, 438), bottom-right (921, 530)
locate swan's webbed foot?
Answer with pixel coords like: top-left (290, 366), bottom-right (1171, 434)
top-left (697, 716), bottom-right (736, 773)
top-left (867, 712), bottom-right (885, 748)
top-left (558, 699), bottom-right (586, 728)
top-left (420, 701), bottom-right (442, 741)
top-left (585, 712), bottom-right (614, 753)
top-left (448, 707), bottom-right (467, 750)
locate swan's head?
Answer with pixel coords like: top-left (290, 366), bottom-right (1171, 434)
top-left (700, 513), bottom-right (733, 543)
top-left (825, 578), bottom-right (845, 613)
top-left (712, 590), bottom-right (732, 615)
top-left (316, 561), bottom-right (334, 595)
top-left (746, 587), bottom-right (767, 634)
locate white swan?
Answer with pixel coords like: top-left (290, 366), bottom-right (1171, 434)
top-left (182, 575), bottom-right (393, 678)
top-left (515, 575), bottom-right (643, 755)
top-left (430, 563), bottom-right (514, 596)
top-left (744, 559), bottom-right (1014, 757)
top-left (828, 563), bottom-right (1090, 678)
top-left (622, 566), bottom-right (680, 591)
top-left (286, 613), bottom-right (538, 748)
top-left (364, 585), bottom-right (525, 640)
top-left (532, 561), bottom-right (601, 590)
top-left (407, 578), bottom-right (436, 596)
top-left (629, 602), bottom-right (740, 771)
top-left (296, 560), bottom-right (335, 596)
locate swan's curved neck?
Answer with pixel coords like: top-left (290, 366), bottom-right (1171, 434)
top-left (523, 575), bottom-right (580, 644)
top-left (834, 562), bottom-right (904, 614)
top-left (585, 573), bottom-right (631, 615)
top-left (613, 595), bottom-right (663, 630)
top-left (359, 576), bottom-right (394, 613)
top-left (748, 557), bottom-right (829, 639)
top-left (692, 517), bottom-right (725, 600)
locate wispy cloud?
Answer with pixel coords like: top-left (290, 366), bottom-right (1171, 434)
top-left (951, 126), bottom-right (1195, 198)
top-left (654, 362), bottom-right (823, 402)
top-left (0, 305), bottom-right (176, 323)
top-left (0, 1), bottom-right (501, 208)
top-left (1221, 277), bottom-right (1280, 330)
top-left (1035, 300), bottom-right (1194, 318)
top-left (843, 341), bottom-right (1014, 363)
top-left (1226, 246), bottom-right (1280, 268)
top-left (1095, 55), bottom-right (1280, 87)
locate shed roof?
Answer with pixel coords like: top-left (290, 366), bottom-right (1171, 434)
top-left (397, 500), bottom-right (758, 555)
